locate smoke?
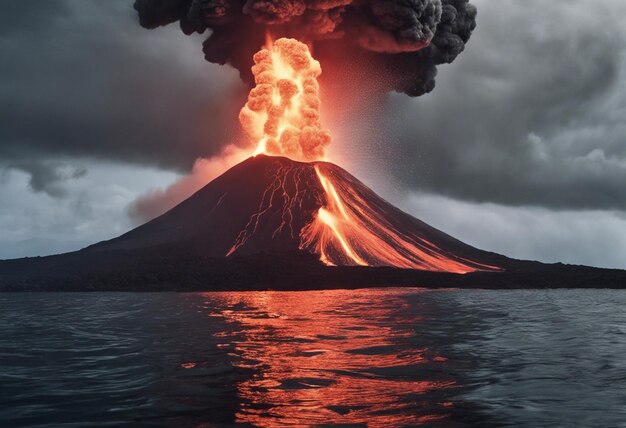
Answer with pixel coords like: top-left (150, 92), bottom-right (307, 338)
top-left (129, 144), bottom-right (250, 221)
top-left (134, 0), bottom-right (477, 96)
top-left (128, 0), bottom-right (478, 223)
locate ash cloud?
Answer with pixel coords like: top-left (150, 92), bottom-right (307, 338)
top-left (134, 0), bottom-right (477, 96)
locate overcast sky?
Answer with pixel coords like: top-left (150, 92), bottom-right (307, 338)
top-left (1, 0), bottom-right (625, 268)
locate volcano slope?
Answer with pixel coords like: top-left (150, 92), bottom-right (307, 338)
top-left (1, 155), bottom-right (625, 291)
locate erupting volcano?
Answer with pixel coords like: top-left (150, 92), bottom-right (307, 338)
top-left (90, 38), bottom-right (500, 274)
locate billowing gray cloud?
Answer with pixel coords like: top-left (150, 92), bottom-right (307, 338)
top-left (133, 0), bottom-right (477, 97)
top-left (0, 0), bottom-right (244, 172)
top-left (7, 162), bottom-right (87, 198)
top-left (385, 0), bottom-right (626, 210)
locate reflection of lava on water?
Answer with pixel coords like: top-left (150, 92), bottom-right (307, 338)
top-left (202, 289), bottom-right (459, 427)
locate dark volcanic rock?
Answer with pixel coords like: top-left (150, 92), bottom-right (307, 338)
top-left (89, 155), bottom-right (322, 257)
top-left (86, 155), bottom-right (504, 272)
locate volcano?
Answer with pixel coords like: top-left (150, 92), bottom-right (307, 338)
top-left (1, 155), bottom-right (625, 291)
top-left (92, 155), bottom-right (502, 273)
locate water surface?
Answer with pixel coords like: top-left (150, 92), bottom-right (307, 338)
top-left (1, 289), bottom-right (625, 427)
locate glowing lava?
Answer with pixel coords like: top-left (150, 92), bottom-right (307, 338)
top-left (305, 167), bottom-right (368, 267)
top-left (300, 162), bottom-right (500, 273)
top-left (226, 162), bottom-right (313, 257)
top-left (239, 37), bottom-right (331, 162)
top-left (219, 156), bottom-right (499, 274)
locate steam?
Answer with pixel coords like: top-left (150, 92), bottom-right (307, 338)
top-left (134, 0), bottom-right (477, 96)
top-left (129, 144), bottom-right (250, 221)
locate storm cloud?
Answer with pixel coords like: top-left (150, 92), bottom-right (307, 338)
top-left (7, 162), bottom-right (87, 198)
top-left (386, 0), bottom-right (626, 210)
top-left (0, 1), bottom-right (244, 172)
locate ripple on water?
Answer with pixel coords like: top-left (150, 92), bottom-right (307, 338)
top-left (1, 289), bottom-right (626, 427)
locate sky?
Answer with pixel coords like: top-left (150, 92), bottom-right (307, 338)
top-left (1, 0), bottom-right (625, 268)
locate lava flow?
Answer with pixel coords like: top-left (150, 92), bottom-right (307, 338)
top-left (299, 162), bottom-right (500, 273)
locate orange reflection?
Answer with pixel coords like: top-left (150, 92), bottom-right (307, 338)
top-left (202, 289), bottom-right (457, 427)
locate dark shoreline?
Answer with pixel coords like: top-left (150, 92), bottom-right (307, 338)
top-left (2, 250), bottom-right (625, 291)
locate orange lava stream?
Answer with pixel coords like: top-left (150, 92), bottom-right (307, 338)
top-left (308, 167), bottom-right (368, 267)
top-left (301, 164), bottom-right (500, 273)
top-left (240, 37), bottom-right (331, 162)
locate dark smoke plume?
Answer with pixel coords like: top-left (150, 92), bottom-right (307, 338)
top-left (134, 0), bottom-right (476, 96)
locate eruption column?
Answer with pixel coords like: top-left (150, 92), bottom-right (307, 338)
top-left (239, 38), bottom-right (331, 162)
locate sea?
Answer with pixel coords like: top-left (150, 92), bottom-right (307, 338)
top-left (1, 289), bottom-right (625, 427)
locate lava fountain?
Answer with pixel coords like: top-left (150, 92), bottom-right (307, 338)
top-left (239, 37), bottom-right (331, 162)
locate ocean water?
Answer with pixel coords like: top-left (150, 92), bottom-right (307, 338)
top-left (1, 289), bottom-right (626, 428)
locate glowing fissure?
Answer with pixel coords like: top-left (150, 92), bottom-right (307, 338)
top-left (226, 159), bottom-right (500, 273)
top-left (226, 162), bottom-right (312, 256)
top-left (300, 164), bottom-right (501, 274)
top-left (239, 37), bottom-right (331, 162)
